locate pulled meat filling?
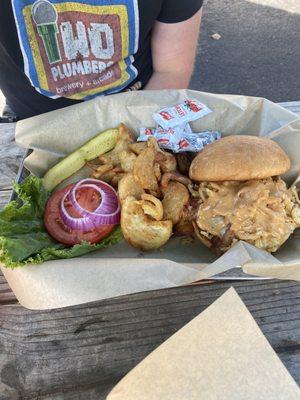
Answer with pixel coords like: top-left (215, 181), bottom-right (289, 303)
top-left (197, 177), bottom-right (300, 253)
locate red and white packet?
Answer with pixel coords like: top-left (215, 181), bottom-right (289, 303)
top-left (153, 99), bottom-right (212, 129)
top-left (138, 99), bottom-right (219, 153)
top-left (138, 125), bottom-right (221, 153)
top-left (139, 126), bottom-right (181, 151)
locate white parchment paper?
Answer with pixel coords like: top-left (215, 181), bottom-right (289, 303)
top-left (107, 288), bottom-right (300, 400)
top-left (1, 90), bottom-right (300, 309)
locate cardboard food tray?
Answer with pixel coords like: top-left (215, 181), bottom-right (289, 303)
top-left (2, 89), bottom-right (300, 310)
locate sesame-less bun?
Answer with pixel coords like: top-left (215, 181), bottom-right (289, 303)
top-left (189, 135), bottom-right (291, 181)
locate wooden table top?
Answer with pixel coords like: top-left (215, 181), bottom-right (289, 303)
top-left (0, 103), bottom-right (299, 399)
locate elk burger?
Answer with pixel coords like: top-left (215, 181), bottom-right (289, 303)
top-left (189, 135), bottom-right (300, 253)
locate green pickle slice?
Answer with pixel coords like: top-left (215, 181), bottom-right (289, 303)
top-left (43, 128), bottom-right (118, 191)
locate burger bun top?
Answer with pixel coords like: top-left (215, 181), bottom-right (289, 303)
top-left (189, 135), bottom-right (291, 181)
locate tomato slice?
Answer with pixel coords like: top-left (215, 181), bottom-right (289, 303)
top-left (44, 183), bottom-right (115, 245)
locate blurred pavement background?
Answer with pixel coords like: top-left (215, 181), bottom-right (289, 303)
top-left (190, 0), bottom-right (300, 101)
top-left (0, 0), bottom-right (299, 115)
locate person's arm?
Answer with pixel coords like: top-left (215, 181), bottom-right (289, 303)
top-left (144, 8), bottom-right (202, 90)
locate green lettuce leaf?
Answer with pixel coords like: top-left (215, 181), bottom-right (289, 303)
top-left (0, 175), bottom-right (123, 268)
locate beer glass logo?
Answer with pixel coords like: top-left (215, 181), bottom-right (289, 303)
top-left (31, 0), bottom-right (61, 64)
top-left (12, 0), bottom-right (140, 98)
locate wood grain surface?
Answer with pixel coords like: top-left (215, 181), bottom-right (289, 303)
top-left (0, 123), bottom-right (24, 190)
top-left (0, 281), bottom-right (299, 399)
top-left (0, 105), bottom-right (299, 399)
top-left (0, 191), bottom-right (11, 210)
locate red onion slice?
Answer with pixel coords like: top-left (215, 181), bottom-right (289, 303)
top-left (69, 179), bottom-right (118, 215)
top-left (69, 183), bottom-right (111, 214)
top-left (60, 179), bottom-right (120, 231)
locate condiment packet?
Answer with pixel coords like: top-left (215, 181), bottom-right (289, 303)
top-left (155, 134), bottom-right (179, 152)
top-left (177, 131), bottom-right (221, 152)
top-left (138, 126), bottom-right (221, 153)
top-left (138, 126), bottom-right (180, 151)
top-left (139, 124), bottom-right (188, 140)
top-left (138, 100), bottom-right (218, 152)
top-left (153, 99), bottom-right (212, 129)
top-left (139, 127), bottom-right (156, 139)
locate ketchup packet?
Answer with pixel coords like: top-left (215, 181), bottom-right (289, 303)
top-left (138, 126), bottom-right (180, 151)
top-left (153, 99), bottom-right (212, 129)
top-left (155, 134), bottom-right (179, 152)
top-left (177, 131), bottom-right (221, 152)
top-left (139, 101), bottom-right (218, 153)
top-left (138, 125), bottom-right (221, 153)
top-left (139, 127), bottom-right (156, 140)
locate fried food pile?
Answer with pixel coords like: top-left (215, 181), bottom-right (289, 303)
top-left (90, 126), bottom-right (300, 254)
top-left (89, 124), bottom-right (197, 250)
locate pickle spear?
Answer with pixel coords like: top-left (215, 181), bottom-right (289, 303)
top-left (43, 128), bottom-right (118, 191)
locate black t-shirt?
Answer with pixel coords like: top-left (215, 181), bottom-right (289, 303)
top-left (0, 0), bottom-right (203, 119)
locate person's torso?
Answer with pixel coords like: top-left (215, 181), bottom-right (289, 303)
top-left (0, 0), bottom-right (162, 117)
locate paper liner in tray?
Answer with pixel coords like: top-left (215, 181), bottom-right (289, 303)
top-left (1, 90), bottom-right (300, 309)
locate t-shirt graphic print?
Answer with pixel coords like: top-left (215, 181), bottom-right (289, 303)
top-left (11, 0), bottom-right (139, 100)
